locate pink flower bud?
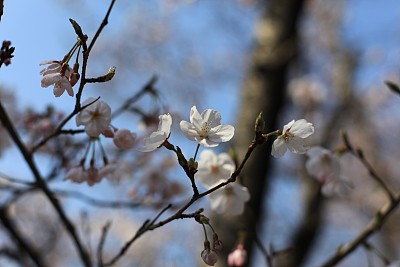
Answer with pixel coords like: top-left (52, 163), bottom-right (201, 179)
top-left (213, 233), bottom-right (223, 252)
top-left (228, 244), bottom-right (247, 267)
top-left (113, 129), bottom-right (137, 149)
top-left (201, 248), bottom-right (218, 266)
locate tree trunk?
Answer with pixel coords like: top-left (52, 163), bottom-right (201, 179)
top-left (212, 0), bottom-right (305, 266)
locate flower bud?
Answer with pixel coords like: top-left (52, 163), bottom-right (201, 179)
top-left (254, 112), bottom-right (265, 134)
top-left (228, 244), bottom-right (247, 267)
top-left (201, 241), bottom-right (218, 266)
top-left (212, 233), bottom-right (223, 252)
top-left (113, 129), bottom-right (136, 149)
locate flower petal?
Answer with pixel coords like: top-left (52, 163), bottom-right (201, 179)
top-left (180, 121), bottom-right (199, 141)
top-left (287, 136), bottom-right (309, 154)
top-left (41, 73), bottom-right (61, 87)
top-left (271, 138), bottom-right (287, 158)
top-left (201, 109), bottom-right (221, 128)
top-left (189, 106), bottom-right (203, 131)
top-left (290, 119), bottom-right (314, 138)
top-left (159, 113), bottom-right (172, 135)
top-left (137, 131), bottom-right (167, 152)
top-left (208, 124), bottom-right (234, 143)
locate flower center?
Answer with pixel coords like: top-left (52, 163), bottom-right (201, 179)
top-left (224, 185), bottom-right (234, 196)
top-left (282, 127), bottom-right (294, 143)
top-left (199, 121), bottom-right (211, 138)
top-left (210, 164), bottom-right (220, 174)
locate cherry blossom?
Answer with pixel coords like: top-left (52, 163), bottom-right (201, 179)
top-left (180, 106), bottom-right (234, 147)
top-left (196, 149), bottom-right (235, 187)
top-left (64, 165), bottom-right (105, 186)
top-left (99, 162), bottom-right (133, 184)
top-left (271, 119), bottom-right (314, 158)
top-left (306, 146), bottom-right (352, 196)
top-left (113, 129), bottom-right (137, 149)
top-left (40, 60), bottom-right (74, 97)
top-left (64, 166), bottom-right (87, 184)
top-left (137, 113), bottom-right (172, 152)
top-left (207, 180), bottom-right (250, 215)
top-left (76, 97), bottom-right (112, 137)
top-left (228, 244), bottom-right (247, 267)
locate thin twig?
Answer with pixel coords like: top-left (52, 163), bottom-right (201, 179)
top-left (97, 221), bottom-right (111, 267)
top-left (254, 232), bottom-right (272, 267)
top-left (342, 131), bottom-right (395, 201)
top-left (30, 97), bottom-right (100, 154)
top-left (104, 132), bottom-right (266, 266)
top-left (318, 192), bottom-right (400, 267)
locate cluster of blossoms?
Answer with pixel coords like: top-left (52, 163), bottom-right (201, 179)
top-left (64, 97), bottom-right (136, 186)
top-left (39, 41), bottom-right (82, 97)
top-left (40, 59), bottom-right (77, 97)
top-left (137, 105), bottom-right (249, 266)
top-left (137, 105), bottom-right (249, 216)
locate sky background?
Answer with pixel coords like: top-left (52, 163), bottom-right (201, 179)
top-left (1, 1), bottom-right (400, 266)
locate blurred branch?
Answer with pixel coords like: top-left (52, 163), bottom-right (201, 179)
top-left (342, 131), bottom-right (395, 202)
top-left (0, 101), bottom-right (92, 267)
top-left (54, 189), bottom-right (142, 209)
top-left (112, 75), bottom-right (159, 118)
top-left (0, 207), bottom-right (48, 267)
top-left (318, 192), bottom-right (400, 267)
top-left (97, 221), bottom-right (111, 267)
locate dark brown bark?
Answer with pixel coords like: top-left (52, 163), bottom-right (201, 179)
top-left (212, 0), bottom-right (305, 266)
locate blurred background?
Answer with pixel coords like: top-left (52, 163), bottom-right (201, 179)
top-left (0, 0), bottom-right (400, 266)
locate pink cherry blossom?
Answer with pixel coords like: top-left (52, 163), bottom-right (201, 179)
top-left (40, 60), bottom-right (74, 97)
top-left (228, 244), bottom-right (247, 267)
top-left (76, 97), bottom-right (112, 137)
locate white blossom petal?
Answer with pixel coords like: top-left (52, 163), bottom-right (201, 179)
top-left (208, 125), bottom-right (235, 143)
top-left (137, 114), bottom-right (172, 152)
top-left (180, 106), bottom-right (234, 147)
top-left (287, 136), bottom-right (309, 154)
top-left (271, 138), bottom-right (287, 158)
top-left (290, 119), bottom-right (314, 138)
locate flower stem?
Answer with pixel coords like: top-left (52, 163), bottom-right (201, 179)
top-left (193, 144), bottom-right (201, 161)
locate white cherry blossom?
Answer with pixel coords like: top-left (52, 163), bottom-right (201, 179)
top-left (40, 60), bottom-right (74, 97)
top-left (76, 97), bottom-right (112, 137)
top-left (137, 113), bottom-right (172, 152)
top-left (196, 149), bottom-right (235, 187)
top-left (306, 147), bottom-right (340, 184)
top-left (113, 129), bottom-right (137, 149)
top-left (207, 180), bottom-right (250, 215)
top-left (271, 119), bottom-right (314, 158)
top-left (306, 146), bottom-right (352, 196)
top-left (180, 106), bottom-right (234, 147)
